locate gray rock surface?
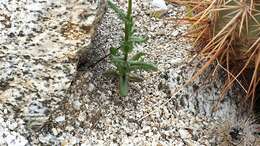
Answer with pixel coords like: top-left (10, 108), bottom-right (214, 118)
top-left (0, 0), bottom-right (106, 145)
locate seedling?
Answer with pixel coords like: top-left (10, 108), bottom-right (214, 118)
top-left (108, 0), bottom-right (157, 96)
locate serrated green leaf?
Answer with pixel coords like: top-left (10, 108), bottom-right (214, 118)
top-left (122, 41), bottom-right (134, 53)
top-left (130, 36), bottom-right (147, 44)
top-left (119, 75), bottom-right (128, 96)
top-left (125, 17), bottom-right (134, 36)
top-left (131, 52), bottom-right (145, 61)
top-left (111, 56), bottom-right (124, 63)
top-left (108, 0), bottom-right (126, 20)
top-left (110, 47), bottom-right (118, 56)
top-left (129, 61), bottom-right (157, 71)
top-left (111, 56), bottom-right (125, 70)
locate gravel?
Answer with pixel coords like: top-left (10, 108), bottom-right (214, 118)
top-left (47, 0), bottom-right (232, 145)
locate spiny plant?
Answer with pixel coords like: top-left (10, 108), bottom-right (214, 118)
top-left (169, 0), bottom-right (260, 111)
top-left (213, 116), bottom-right (260, 146)
top-left (108, 0), bottom-right (157, 96)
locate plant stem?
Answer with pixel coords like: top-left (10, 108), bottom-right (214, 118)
top-left (121, 0), bottom-right (132, 96)
top-left (127, 0), bottom-right (132, 19)
top-left (124, 0), bottom-right (132, 62)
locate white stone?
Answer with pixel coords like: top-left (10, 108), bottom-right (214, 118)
top-left (52, 128), bottom-right (58, 136)
top-left (65, 125), bottom-right (75, 131)
top-left (172, 30), bottom-right (179, 37)
top-left (151, 0), bottom-right (168, 9)
top-left (88, 83), bottom-right (95, 92)
top-left (73, 100), bottom-right (81, 110)
top-left (179, 129), bottom-right (192, 139)
top-left (8, 122), bottom-right (17, 130)
top-left (78, 112), bottom-right (86, 122)
top-left (55, 116), bottom-right (65, 123)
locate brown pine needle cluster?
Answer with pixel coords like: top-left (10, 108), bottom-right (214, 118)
top-left (168, 0), bottom-right (260, 110)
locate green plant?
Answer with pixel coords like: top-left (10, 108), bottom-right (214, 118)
top-left (169, 0), bottom-right (260, 110)
top-left (108, 0), bottom-right (157, 96)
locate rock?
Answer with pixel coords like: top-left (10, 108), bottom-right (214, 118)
top-left (25, 114), bottom-right (49, 130)
top-left (7, 121), bottom-right (17, 130)
top-left (65, 125), bottom-right (74, 132)
top-left (73, 100), bottom-right (82, 110)
top-left (0, 124), bottom-right (28, 146)
top-left (179, 129), bottom-right (192, 139)
top-left (151, 0), bottom-right (168, 9)
top-left (0, 0), bottom-right (107, 115)
top-left (88, 83), bottom-right (95, 92)
top-left (0, 0), bottom-right (106, 145)
top-left (55, 115), bottom-right (65, 123)
top-left (78, 112), bottom-right (86, 122)
top-left (52, 128), bottom-right (58, 136)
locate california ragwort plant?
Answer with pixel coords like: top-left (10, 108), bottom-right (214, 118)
top-left (108, 0), bottom-right (157, 96)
